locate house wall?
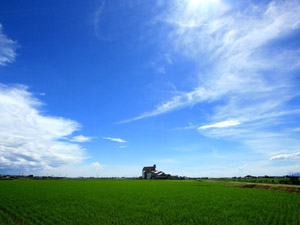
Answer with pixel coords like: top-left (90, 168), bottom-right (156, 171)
top-left (142, 171), bottom-right (149, 179)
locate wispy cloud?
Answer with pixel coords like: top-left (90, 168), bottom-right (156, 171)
top-left (102, 137), bottom-right (126, 143)
top-left (199, 120), bottom-right (241, 129)
top-left (71, 135), bottom-right (93, 143)
top-left (120, 87), bottom-right (218, 123)
top-left (92, 1), bottom-right (106, 40)
top-left (117, 1), bottom-right (300, 173)
top-left (123, 0), bottom-right (300, 123)
top-left (0, 85), bottom-right (86, 173)
top-left (0, 23), bottom-right (17, 65)
top-left (271, 152), bottom-right (300, 160)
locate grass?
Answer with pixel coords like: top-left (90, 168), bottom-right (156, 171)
top-left (234, 183), bottom-right (300, 194)
top-left (0, 179), bottom-right (299, 224)
top-left (216, 177), bottom-right (299, 185)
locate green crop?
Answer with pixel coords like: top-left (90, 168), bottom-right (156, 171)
top-left (0, 179), bottom-right (299, 224)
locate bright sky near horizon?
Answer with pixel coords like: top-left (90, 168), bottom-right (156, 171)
top-left (0, 0), bottom-right (300, 177)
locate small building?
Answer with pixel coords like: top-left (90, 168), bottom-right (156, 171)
top-left (142, 164), bottom-right (156, 179)
top-left (142, 164), bottom-right (173, 179)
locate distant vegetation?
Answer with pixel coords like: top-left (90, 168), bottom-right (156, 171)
top-left (215, 175), bottom-right (300, 185)
top-left (0, 179), bottom-right (299, 224)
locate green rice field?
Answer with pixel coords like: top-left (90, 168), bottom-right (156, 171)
top-left (0, 179), bottom-right (299, 224)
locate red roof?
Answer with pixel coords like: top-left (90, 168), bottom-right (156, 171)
top-left (143, 166), bottom-right (154, 169)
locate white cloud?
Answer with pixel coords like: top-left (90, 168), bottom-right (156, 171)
top-left (198, 120), bottom-right (241, 129)
top-left (0, 24), bottom-right (17, 65)
top-left (102, 137), bottom-right (126, 143)
top-left (119, 1), bottom-right (300, 167)
top-left (123, 0), bottom-right (300, 123)
top-left (119, 146), bottom-right (127, 148)
top-left (71, 135), bottom-right (93, 143)
top-left (270, 152), bottom-right (300, 160)
top-left (0, 85), bottom-right (86, 173)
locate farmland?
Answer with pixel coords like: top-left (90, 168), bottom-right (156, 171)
top-left (217, 176), bottom-right (300, 185)
top-left (0, 179), bottom-right (299, 224)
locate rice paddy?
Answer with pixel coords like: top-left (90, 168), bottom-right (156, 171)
top-left (0, 179), bottom-right (299, 224)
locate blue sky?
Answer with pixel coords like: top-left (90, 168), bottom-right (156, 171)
top-left (0, 0), bottom-right (300, 177)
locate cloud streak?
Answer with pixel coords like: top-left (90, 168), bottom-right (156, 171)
top-left (199, 120), bottom-right (241, 129)
top-left (271, 152), bottom-right (300, 160)
top-left (71, 135), bottom-right (93, 143)
top-left (102, 137), bottom-right (126, 143)
top-left (123, 0), bottom-right (300, 123)
top-left (0, 24), bottom-right (17, 65)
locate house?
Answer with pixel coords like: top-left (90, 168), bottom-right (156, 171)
top-left (142, 164), bottom-right (156, 179)
top-left (142, 164), bottom-right (173, 179)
